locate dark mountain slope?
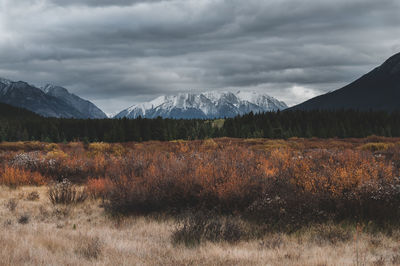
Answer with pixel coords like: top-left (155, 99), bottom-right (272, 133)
top-left (42, 84), bottom-right (107, 118)
top-left (291, 53), bottom-right (400, 111)
top-left (0, 102), bottom-right (41, 119)
top-left (0, 78), bottom-right (106, 118)
top-left (0, 80), bottom-right (86, 118)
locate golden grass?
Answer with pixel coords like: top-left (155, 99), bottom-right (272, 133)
top-left (0, 186), bottom-right (399, 265)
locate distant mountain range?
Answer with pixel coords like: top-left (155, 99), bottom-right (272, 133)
top-left (2, 52), bottom-right (400, 119)
top-left (291, 52), bottom-right (400, 111)
top-left (0, 78), bottom-right (107, 119)
top-left (0, 77), bottom-right (288, 119)
top-left (115, 91), bottom-right (288, 119)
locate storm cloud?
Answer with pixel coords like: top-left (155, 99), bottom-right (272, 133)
top-left (0, 0), bottom-right (400, 114)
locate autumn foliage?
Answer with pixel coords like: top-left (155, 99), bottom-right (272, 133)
top-left (86, 178), bottom-right (110, 199)
top-left (0, 165), bottom-right (46, 188)
top-left (0, 138), bottom-right (400, 226)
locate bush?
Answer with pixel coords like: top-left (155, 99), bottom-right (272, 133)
top-left (0, 166), bottom-right (46, 188)
top-left (111, 144), bottom-right (125, 156)
top-left (45, 150), bottom-right (68, 160)
top-left (0, 141), bottom-right (44, 151)
top-left (26, 191), bottom-right (40, 201)
top-left (88, 142), bottom-right (111, 156)
top-left (48, 179), bottom-right (88, 205)
top-left (86, 178), bottom-right (110, 199)
top-left (306, 223), bottom-right (352, 245)
top-left (245, 180), bottom-right (320, 231)
top-left (102, 146), bottom-right (400, 229)
top-left (172, 211), bottom-right (246, 246)
top-left (45, 143), bottom-right (60, 151)
top-left (104, 147), bottom-right (265, 215)
top-left (18, 214), bottom-right (30, 224)
top-left (1, 139), bottom-right (400, 231)
top-left (360, 142), bottom-right (393, 152)
top-left (5, 198), bottom-right (18, 212)
top-left (201, 139), bottom-right (218, 149)
top-left (259, 234), bottom-right (284, 249)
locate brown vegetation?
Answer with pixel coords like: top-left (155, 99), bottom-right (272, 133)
top-left (0, 187), bottom-right (399, 265)
top-left (0, 137), bottom-right (400, 264)
top-left (0, 138), bottom-right (399, 227)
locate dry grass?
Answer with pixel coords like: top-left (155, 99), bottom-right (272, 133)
top-left (0, 186), bottom-right (399, 265)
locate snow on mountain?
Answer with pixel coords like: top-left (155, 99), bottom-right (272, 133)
top-left (0, 78), bottom-right (12, 86)
top-left (236, 91), bottom-right (287, 110)
top-left (0, 78), bottom-right (14, 95)
top-left (115, 91), bottom-right (288, 119)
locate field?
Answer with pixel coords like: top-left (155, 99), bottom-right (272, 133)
top-left (1, 137), bottom-right (400, 265)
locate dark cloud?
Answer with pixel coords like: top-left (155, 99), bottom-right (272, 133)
top-left (0, 0), bottom-right (400, 114)
top-left (48, 0), bottom-right (169, 7)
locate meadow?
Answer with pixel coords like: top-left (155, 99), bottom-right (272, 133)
top-left (1, 137), bottom-right (400, 265)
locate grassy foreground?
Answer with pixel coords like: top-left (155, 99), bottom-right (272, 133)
top-left (1, 186), bottom-right (400, 266)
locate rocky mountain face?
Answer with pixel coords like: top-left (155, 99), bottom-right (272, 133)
top-left (0, 78), bottom-right (107, 119)
top-left (42, 84), bottom-right (107, 119)
top-left (291, 52), bottom-right (400, 112)
top-left (115, 91), bottom-right (287, 119)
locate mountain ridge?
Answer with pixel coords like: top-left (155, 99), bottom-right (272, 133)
top-left (42, 84), bottom-right (107, 119)
top-left (0, 78), bottom-right (107, 119)
top-left (115, 91), bottom-right (288, 119)
top-left (291, 52), bottom-right (400, 112)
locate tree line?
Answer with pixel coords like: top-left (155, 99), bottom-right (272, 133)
top-left (1, 103), bottom-right (399, 142)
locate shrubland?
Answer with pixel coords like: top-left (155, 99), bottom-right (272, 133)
top-left (1, 138), bottom-right (400, 264)
top-left (0, 137), bottom-right (399, 227)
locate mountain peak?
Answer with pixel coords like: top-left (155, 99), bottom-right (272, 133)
top-left (42, 84), bottom-right (68, 94)
top-left (116, 90), bottom-right (287, 119)
top-left (0, 77), bottom-right (13, 86)
top-left (42, 84), bottom-right (107, 119)
top-left (377, 52), bottom-right (400, 75)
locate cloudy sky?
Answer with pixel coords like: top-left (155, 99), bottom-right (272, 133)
top-left (0, 0), bottom-right (400, 114)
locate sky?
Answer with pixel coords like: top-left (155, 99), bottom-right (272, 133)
top-left (0, 0), bottom-right (400, 114)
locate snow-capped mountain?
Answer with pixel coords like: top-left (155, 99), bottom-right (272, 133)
top-left (0, 77), bottom-right (106, 119)
top-left (0, 78), bottom-right (12, 86)
top-left (42, 84), bottom-right (107, 119)
top-left (115, 91), bottom-right (287, 119)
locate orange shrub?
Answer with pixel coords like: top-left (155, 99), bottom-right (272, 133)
top-left (101, 142), bottom-right (400, 225)
top-left (0, 166), bottom-right (46, 187)
top-left (0, 138), bottom-right (400, 225)
top-left (86, 178), bottom-right (111, 199)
